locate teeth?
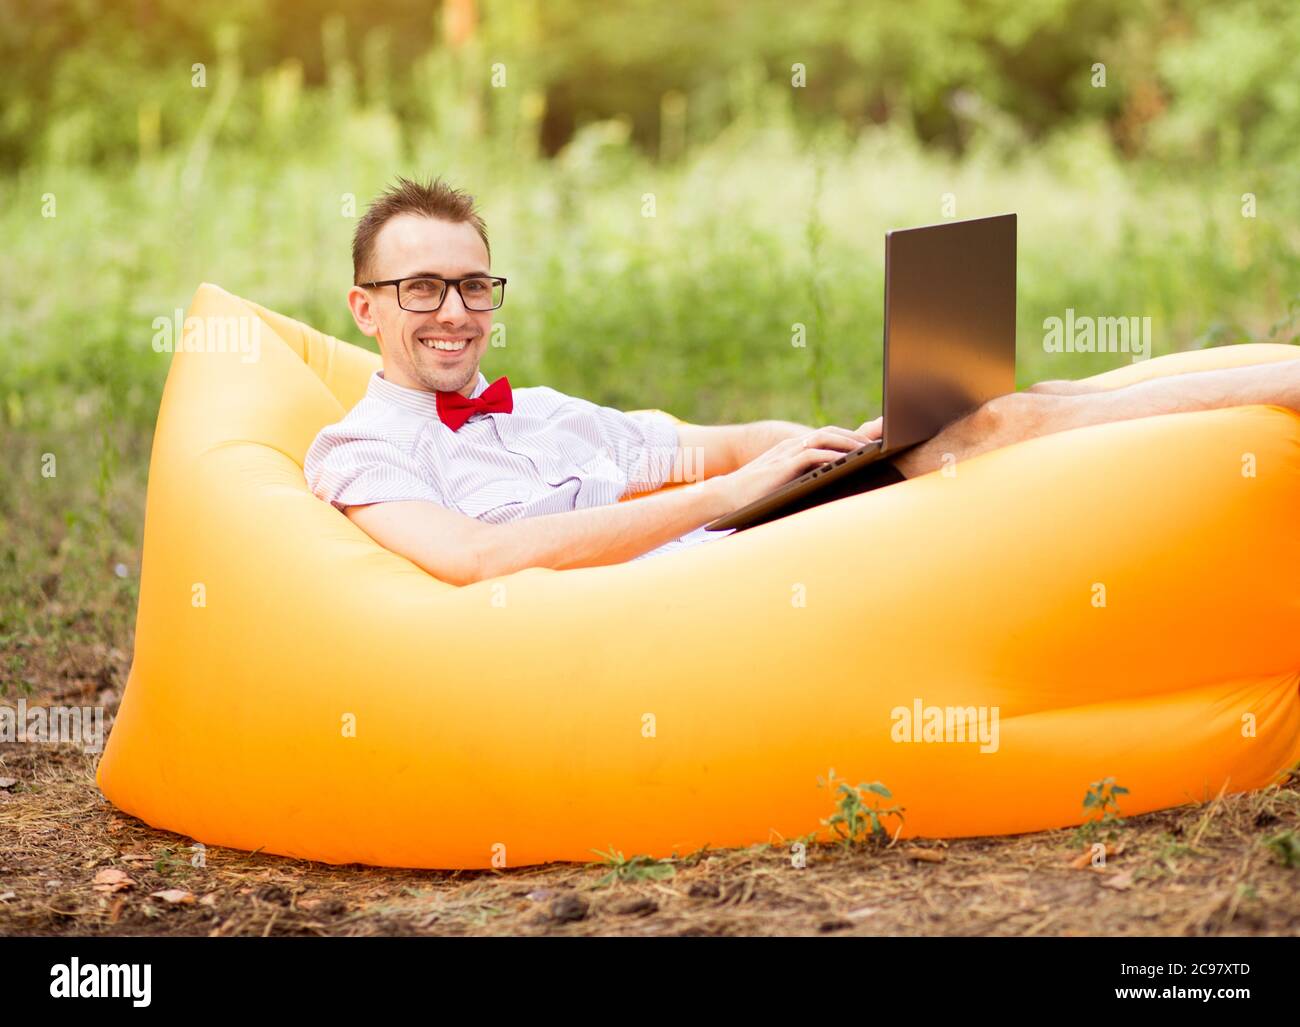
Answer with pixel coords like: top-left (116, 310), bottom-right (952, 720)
top-left (420, 338), bottom-right (469, 351)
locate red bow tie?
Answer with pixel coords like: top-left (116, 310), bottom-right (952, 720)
top-left (435, 376), bottom-right (513, 431)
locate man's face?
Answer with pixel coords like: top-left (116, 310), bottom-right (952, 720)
top-left (348, 214), bottom-right (494, 397)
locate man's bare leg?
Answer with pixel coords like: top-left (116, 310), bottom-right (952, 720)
top-left (892, 348), bottom-right (1300, 479)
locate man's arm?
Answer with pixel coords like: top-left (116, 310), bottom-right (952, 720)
top-left (673, 418), bottom-right (879, 480)
top-left (347, 421), bottom-right (879, 584)
top-left (346, 477), bottom-right (736, 585)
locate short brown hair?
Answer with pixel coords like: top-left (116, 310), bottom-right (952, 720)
top-left (351, 176), bottom-right (490, 284)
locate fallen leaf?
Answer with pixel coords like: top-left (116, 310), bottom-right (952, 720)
top-left (1100, 871), bottom-right (1135, 891)
top-left (150, 889), bottom-right (196, 905)
top-left (903, 847), bottom-right (945, 863)
top-left (1069, 842), bottom-right (1124, 870)
top-left (0, 777), bottom-right (17, 789)
top-left (0, 891), bottom-right (15, 901)
top-left (92, 868), bottom-right (135, 893)
top-left (199, 892), bottom-right (218, 907)
top-left (845, 906), bottom-right (880, 920)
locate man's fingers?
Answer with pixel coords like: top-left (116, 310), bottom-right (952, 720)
top-left (849, 417), bottom-right (883, 440)
top-left (795, 448), bottom-right (848, 469)
top-left (803, 427), bottom-right (871, 450)
top-left (819, 424), bottom-right (879, 443)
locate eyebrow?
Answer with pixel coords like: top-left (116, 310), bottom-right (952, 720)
top-left (405, 269), bottom-right (491, 279)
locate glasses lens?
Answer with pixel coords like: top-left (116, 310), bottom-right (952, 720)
top-left (398, 278), bottom-right (446, 311)
top-left (458, 277), bottom-right (503, 311)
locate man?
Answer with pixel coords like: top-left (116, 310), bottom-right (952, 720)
top-left (306, 177), bottom-right (1300, 585)
top-left (304, 176), bottom-right (881, 583)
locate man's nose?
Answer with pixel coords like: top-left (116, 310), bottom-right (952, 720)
top-left (438, 285), bottom-right (470, 321)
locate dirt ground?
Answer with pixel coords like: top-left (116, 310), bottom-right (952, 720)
top-left (2, 638), bottom-right (1298, 938)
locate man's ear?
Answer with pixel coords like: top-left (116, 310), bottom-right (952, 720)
top-left (347, 286), bottom-right (380, 339)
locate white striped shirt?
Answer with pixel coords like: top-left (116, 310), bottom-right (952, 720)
top-left (304, 369), bottom-right (735, 563)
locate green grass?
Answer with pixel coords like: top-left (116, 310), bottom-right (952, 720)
top-left (4, 116), bottom-right (1298, 432)
top-left (2, 115), bottom-right (1298, 648)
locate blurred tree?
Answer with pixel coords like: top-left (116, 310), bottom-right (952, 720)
top-left (0, 0), bottom-right (1295, 174)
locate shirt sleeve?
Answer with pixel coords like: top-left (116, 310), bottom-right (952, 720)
top-left (303, 428), bottom-right (445, 511)
top-left (589, 405), bottom-right (680, 495)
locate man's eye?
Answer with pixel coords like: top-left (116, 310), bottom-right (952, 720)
top-left (462, 279), bottom-right (489, 294)
top-left (408, 280), bottom-right (439, 293)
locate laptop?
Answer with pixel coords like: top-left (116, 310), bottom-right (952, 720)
top-left (704, 212), bottom-right (1017, 533)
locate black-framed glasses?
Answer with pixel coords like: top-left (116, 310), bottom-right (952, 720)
top-left (360, 275), bottom-right (507, 312)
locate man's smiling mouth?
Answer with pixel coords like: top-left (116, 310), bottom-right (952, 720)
top-left (417, 335), bottom-right (474, 352)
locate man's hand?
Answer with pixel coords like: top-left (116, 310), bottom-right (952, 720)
top-left (739, 417), bottom-right (881, 464)
top-left (710, 423), bottom-right (879, 511)
top-left (678, 417), bottom-right (883, 481)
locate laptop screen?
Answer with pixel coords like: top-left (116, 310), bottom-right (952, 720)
top-left (882, 213), bottom-right (1018, 452)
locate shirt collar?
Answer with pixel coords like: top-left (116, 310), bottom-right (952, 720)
top-left (367, 369), bottom-right (489, 419)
